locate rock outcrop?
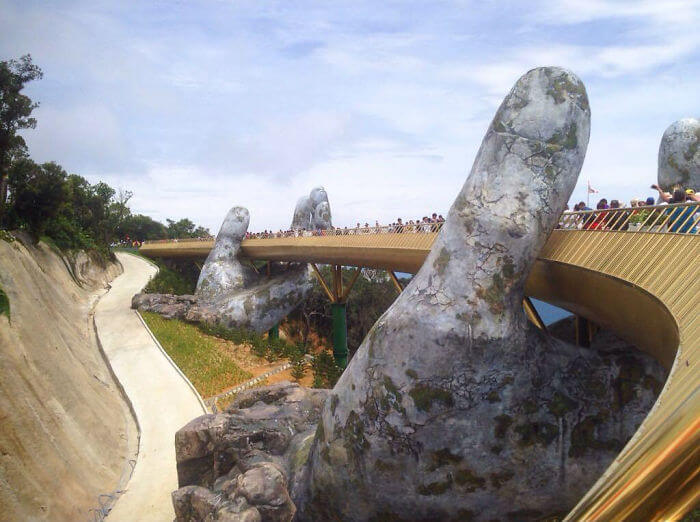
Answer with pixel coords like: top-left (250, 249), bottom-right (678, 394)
top-left (134, 207), bottom-right (313, 334)
top-left (172, 382), bottom-right (328, 522)
top-left (291, 187), bottom-right (332, 231)
top-left (295, 67), bottom-right (660, 521)
top-left (658, 117), bottom-right (700, 191)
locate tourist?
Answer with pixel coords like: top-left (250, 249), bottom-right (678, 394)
top-left (586, 199), bottom-right (609, 230)
top-left (653, 184), bottom-right (674, 203)
top-left (666, 189), bottom-right (697, 233)
top-left (608, 200), bottom-right (627, 230)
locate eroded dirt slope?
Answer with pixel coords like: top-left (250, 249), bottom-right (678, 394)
top-left (0, 235), bottom-right (137, 521)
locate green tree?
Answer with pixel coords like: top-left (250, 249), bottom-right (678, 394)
top-left (166, 217), bottom-right (210, 239)
top-left (7, 160), bottom-right (67, 237)
top-left (0, 55), bottom-right (43, 225)
top-left (121, 213), bottom-right (167, 240)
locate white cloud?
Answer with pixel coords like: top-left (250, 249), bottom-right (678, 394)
top-left (2, 0), bottom-right (699, 234)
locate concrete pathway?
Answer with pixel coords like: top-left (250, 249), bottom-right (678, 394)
top-left (96, 253), bottom-right (207, 521)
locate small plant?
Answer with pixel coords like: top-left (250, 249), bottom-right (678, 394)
top-left (311, 351), bottom-right (342, 388)
top-left (291, 358), bottom-right (308, 381)
top-left (286, 342), bottom-right (309, 381)
top-left (627, 210), bottom-right (650, 225)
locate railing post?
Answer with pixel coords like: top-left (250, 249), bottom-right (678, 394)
top-left (331, 302), bottom-right (348, 368)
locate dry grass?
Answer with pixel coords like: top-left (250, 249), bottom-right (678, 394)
top-left (141, 312), bottom-right (252, 398)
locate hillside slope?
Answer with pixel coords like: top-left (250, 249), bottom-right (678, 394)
top-left (0, 234), bottom-right (137, 521)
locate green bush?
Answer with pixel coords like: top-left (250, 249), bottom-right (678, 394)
top-left (144, 260), bottom-right (196, 295)
top-left (311, 351), bottom-right (342, 388)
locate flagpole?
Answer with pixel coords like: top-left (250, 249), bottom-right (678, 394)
top-left (587, 180), bottom-right (590, 208)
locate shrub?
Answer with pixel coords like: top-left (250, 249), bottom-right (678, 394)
top-left (311, 351), bottom-right (342, 388)
top-left (144, 260), bottom-right (196, 295)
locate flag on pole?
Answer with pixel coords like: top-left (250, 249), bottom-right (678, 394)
top-left (586, 180), bottom-right (599, 207)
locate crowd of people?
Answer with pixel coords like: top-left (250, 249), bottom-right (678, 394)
top-left (563, 184), bottom-right (699, 233)
top-left (246, 213), bottom-right (446, 239)
top-left (168, 183), bottom-right (696, 242)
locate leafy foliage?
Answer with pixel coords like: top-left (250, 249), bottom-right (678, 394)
top-left (290, 267), bottom-right (408, 361)
top-left (0, 54), bottom-right (43, 225)
top-left (0, 54), bottom-right (209, 258)
top-left (197, 322), bottom-right (308, 363)
top-left (311, 351), bottom-right (343, 388)
top-left (143, 259), bottom-right (197, 295)
top-left (166, 218), bottom-right (210, 239)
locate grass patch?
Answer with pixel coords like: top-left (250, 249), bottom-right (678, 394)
top-left (141, 311), bottom-right (252, 397)
top-left (0, 286), bottom-right (9, 320)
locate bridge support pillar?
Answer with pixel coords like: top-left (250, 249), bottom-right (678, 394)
top-left (331, 303), bottom-right (348, 368)
top-left (268, 324), bottom-right (279, 340)
top-left (310, 263), bottom-right (362, 369)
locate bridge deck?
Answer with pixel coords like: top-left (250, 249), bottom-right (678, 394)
top-left (139, 224), bottom-right (699, 519)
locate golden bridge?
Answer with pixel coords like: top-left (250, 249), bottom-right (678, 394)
top-left (140, 203), bottom-right (699, 520)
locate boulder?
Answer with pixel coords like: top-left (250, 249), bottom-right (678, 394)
top-left (658, 118), bottom-right (700, 191)
top-left (296, 67), bottom-right (661, 521)
top-left (172, 383), bottom-right (328, 522)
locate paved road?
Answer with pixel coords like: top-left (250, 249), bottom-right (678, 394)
top-left (96, 253), bottom-right (206, 521)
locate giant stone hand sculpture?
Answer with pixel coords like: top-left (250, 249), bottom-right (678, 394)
top-left (658, 118), bottom-right (700, 191)
top-left (190, 207), bottom-right (312, 333)
top-left (133, 199), bottom-right (324, 333)
top-left (299, 67), bottom-right (621, 520)
top-left (291, 186), bottom-right (332, 230)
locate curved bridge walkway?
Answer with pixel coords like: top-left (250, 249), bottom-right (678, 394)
top-left (95, 253), bottom-right (207, 521)
top-left (141, 204), bottom-right (699, 520)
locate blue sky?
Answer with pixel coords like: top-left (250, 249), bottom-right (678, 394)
top-left (1, 0), bottom-right (698, 233)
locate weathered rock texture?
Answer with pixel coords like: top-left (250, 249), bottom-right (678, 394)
top-left (658, 118), bottom-right (700, 191)
top-left (0, 233), bottom-right (136, 520)
top-left (172, 382), bottom-right (328, 522)
top-left (294, 67), bottom-right (662, 521)
top-left (291, 187), bottom-right (332, 230)
top-left (134, 207), bottom-right (312, 333)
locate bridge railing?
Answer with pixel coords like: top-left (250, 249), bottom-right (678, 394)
top-left (557, 201), bottom-right (699, 235)
top-left (246, 222), bottom-right (446, 239)
top-left (140, 202), bottom-right (698, 245)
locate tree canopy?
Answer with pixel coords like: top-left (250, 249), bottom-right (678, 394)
top-left (0, 54), bottom-right (210, 256)
top-left (0, 54), bottom-right (43, 223)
